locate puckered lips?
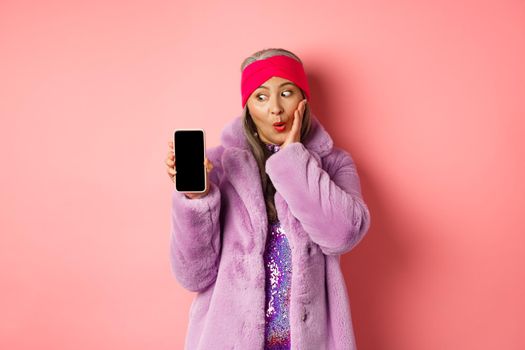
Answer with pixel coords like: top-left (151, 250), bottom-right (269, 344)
top-left (273, 121), bottom-right (286, 132)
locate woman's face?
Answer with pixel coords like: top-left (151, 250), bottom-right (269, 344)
top-left (246, 76), bottom-right (304, 146)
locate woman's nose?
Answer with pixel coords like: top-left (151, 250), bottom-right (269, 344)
top-left (269, 98), bottom-right (283, 115)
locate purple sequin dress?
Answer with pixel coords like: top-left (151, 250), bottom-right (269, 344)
top-left (263, 142), bottom-right (292, 350)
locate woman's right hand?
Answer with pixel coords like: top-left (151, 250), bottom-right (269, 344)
top-left (166, 141), bottom-right (213, 199)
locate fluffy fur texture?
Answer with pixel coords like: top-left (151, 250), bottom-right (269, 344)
top-left (170, 112), bottom-right (371, 349)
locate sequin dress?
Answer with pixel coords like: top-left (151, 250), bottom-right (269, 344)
top-left (263, 142), bottom-right (292, 350)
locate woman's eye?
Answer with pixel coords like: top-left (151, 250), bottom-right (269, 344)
top-left (282, 90), bottom-right (292, 96)
top-left (256, 94), bottom-right (266, 101)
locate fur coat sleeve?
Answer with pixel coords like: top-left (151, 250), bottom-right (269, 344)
top-left (169, 146), bottom-right (224, 293)
top-left (265, 142), bottom-right (371, 255)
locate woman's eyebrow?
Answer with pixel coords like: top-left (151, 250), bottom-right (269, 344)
top-left (257, 82), bottom-right (295, 90)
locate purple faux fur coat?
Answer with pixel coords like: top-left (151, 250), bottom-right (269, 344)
top-left (169, 113), bottom-right (371, 349)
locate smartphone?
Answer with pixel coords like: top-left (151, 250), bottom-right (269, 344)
top-left (173, 129), bottom-right (206, 193)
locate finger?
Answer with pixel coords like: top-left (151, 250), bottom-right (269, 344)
top-left (295, 100), bottom-right (305, 119)
top-left (300, 99), bottom-right (307, 114)
top-left (204, 158), bottom-right (214, 172)
top-left (289, 121), bottom-right (298, 140)
top-left (167, 167), bottom-right (176, 176)
top-left (166, 158), bottom-right (174, 166)
top-left (292, 109), bottom-right (303, 140)
top-left (300, 101), bottom-right (307, 117)
top-left (292, 109), bottom-right (301, 133)
top-left (168, 141), bottom-right (173, 148)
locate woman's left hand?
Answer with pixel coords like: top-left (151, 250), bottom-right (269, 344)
top-left (281, 99), bottom-right (307, 149)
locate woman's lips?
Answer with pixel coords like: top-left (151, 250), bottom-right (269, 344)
top-left (273, 122), bottom-right (286, 132)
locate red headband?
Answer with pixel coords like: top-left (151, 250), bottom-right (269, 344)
top-left (240, 55), bottom-right (310, 108)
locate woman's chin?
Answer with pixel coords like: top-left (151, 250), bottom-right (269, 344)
top-left (270, 135), bottom-right (286, 145)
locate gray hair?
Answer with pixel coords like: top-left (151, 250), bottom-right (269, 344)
top-left (240, 48), bottom-right (312, 224)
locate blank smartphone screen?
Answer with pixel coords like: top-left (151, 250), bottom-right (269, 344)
top-left (174, 129), bottom-right (206, 192)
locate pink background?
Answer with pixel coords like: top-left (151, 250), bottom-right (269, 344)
top-left (1, 0), bottom-right (524, 349)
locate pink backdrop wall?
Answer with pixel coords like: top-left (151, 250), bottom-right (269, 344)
top-left (1, 0), bottom-right (524, 349)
